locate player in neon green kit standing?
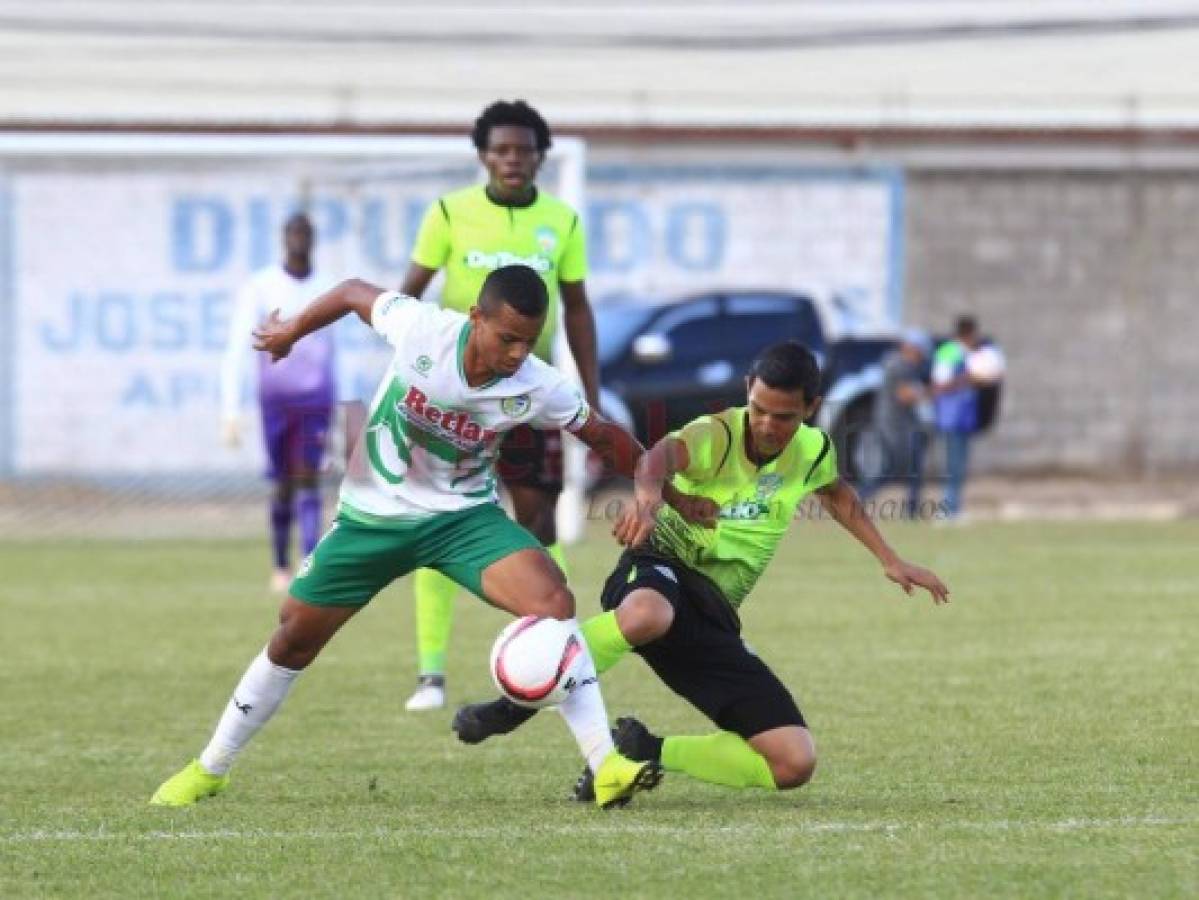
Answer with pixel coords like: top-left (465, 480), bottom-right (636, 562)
top-left (454, 341), bottom-right (950, 797)
top-left (398, 100), bottom-right (600, 711)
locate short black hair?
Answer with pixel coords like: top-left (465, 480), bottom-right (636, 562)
top-left (472, 100), bottom-right (553, 153)
top-left (479, 265), bottom-right (548, 319)
top-left (747, 341), bottom-right (822, 401)
top-left (955, 315), bottom-right (979, 338)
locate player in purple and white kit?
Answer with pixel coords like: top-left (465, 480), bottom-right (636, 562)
top-left (220, 213), bottom-right (338, 592)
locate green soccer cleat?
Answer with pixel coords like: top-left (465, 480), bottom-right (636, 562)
top-left (591, 750), bottom-right (664, 810)
top-left (574, 717), bottom-right (665, 803)
top-left (149, 759), bottom-right (230, 807)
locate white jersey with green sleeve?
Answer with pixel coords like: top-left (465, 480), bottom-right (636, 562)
top-left (649, 407), bottom-right (839, 610)
top-left (338, 291), bottom-right (592, 520)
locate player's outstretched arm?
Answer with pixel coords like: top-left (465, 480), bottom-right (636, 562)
top-left (816, 479), bottom-right (950, 605)
top-left (253, 278), bottom-right (384, 361)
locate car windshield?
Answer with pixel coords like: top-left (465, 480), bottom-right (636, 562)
top-left (594, 302), bottom-right (656, 364)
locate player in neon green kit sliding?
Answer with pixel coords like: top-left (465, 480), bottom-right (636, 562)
top-left (454, 341), bottom-right (950, 797)
top-left (150, 266), bottom-right (665, 809)
top-left (398, 100), bottom-right (600, 711)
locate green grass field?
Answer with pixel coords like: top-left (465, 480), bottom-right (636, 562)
top-left (1, 519), bottom-right (1196, 898)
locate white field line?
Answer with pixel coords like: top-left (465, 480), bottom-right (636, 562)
top-left (2, 816), bottom-right (1194, 844)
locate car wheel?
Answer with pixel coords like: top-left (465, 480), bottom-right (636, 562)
top-left (830, 396), bottom-right (878, 485)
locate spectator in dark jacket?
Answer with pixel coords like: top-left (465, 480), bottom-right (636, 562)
top-left (859, 329), bottom-right (933, 519)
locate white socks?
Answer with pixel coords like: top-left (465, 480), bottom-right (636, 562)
top-left (199, 648), bottom-right (300, 776)
top-left (195, 625), bottom-right (615, 779)
top-left (556, 619), bottom-right (615, 773)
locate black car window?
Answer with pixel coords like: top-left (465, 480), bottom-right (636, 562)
top-left (648, 299), bottom-right (721, 363)
top-left (650, 298), bottom-right (719, 335)
top-left (725, 295), bottom-right (824, 350)
top-left (724, 295), bottom-right (797, 315)
top-left (663, 314), bottom-right (728, 363)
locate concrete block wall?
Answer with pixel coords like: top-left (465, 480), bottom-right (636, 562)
top-left (905, 171), bottom-right (1199, 474)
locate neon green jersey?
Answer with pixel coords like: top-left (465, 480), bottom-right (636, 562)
top-left (649, 407), bottom-right (839, 610)
top-left (410, 185), bottom-right (588, 361)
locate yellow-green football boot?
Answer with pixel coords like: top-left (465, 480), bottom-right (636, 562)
top-left (592, 750), bottom-right (664, 810)
top-left (149, 760), bottom-right (230, 807)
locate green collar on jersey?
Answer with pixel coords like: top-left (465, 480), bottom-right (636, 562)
top-left (456, 322), bottom-right (501, 390)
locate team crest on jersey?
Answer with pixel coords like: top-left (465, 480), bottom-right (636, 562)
top-left (414, 354), bottom-right (433, 375)
top-left (535, 226), bottom-right (558, 254)
top-left (501, 395), bottom-right (532, 417)
top-left (755, 473), bottom-right (783, 500)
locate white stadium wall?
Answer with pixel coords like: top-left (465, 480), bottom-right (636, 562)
top-left (0, 137), bottom-right (903, 481)
top-left (4, 129), bottom-right (1196, 484)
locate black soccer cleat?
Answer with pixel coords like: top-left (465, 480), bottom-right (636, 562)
top-left (612, 716), bottom-right (665, 763)
top-left (451, 696), bottom-right (537, 745)
top-left (572, 764), bottom-right (595, 803)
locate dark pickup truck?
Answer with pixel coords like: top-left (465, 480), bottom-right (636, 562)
top-left (594, 291), bottom-right (898, 480)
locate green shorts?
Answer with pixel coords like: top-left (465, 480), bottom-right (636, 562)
top-left (290, 502), bottom-right (542, 608)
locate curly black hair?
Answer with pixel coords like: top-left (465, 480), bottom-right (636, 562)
top-left (471, 100), bottom-right (553, 153)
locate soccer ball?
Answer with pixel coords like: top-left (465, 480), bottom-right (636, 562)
top-left (490, 616), bottom-right (586, 708)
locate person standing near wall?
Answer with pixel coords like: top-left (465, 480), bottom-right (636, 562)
top-left (858, 329), bottom-right (933, 519)
top-left (220, 213), bottom-right (337, 591)
top-left (931, 316), bottom-right (1005, 522)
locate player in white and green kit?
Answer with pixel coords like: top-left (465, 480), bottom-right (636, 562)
top-left (398, 100), bottom-right (600, 711)
top-left (454, 341), bottom-right (950, 797)
top-left (150, 266), bottom-right (664, 810)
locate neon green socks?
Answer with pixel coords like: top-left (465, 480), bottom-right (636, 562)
top-left (661, 731), bottom-right (777, 790)
top-left (546, 542), bottom-right (570, 578)
top-left (580, 611), bottom-right (633, 675)
top-left (413, 567), bottom-right (457, 675)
